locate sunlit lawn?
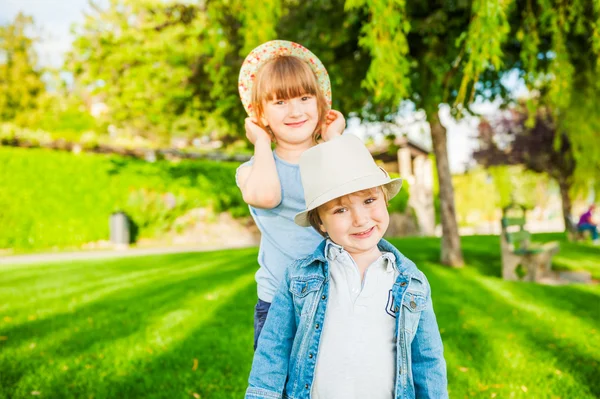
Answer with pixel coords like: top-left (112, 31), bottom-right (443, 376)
top-left (0, 235), bottom-right (598, 398)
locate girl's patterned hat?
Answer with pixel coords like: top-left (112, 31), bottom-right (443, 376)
top-left (238, 40), bottom-right (332, 117)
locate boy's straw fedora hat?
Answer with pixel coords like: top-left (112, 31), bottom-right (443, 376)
top-left (238, 40), bottom-right (332, 117)
top-left (294, 135), bottom-right (403, 227)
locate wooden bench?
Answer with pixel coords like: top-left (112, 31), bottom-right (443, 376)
top-left (500, 204), bottom-right (560, 282)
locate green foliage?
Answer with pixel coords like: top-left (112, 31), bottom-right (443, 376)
top-left (0, 13), bottom-right (45, 122)
top-left (455, 0), bottom-right (512, 105)
top-left (0, 147), bottom-right (248, 251)
top-left (387, 174), bottom-right (409, 214)
top-left (0, 236), bottom-right (599, 398)
top-left (17, 93), bottom-right (100, 140)
top-left (345, 0), bottom-right (411, 103)
top-left (453, 166), bottom-right (552, 227)
top-left (67, 0), bottom-right (241, 141)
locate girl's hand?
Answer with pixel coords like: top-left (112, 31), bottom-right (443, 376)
top-left (245, 117), bottom-right (272, 145)
top-left (321, 110), bottom-right (346, 141)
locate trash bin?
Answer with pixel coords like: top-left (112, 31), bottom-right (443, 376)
top-left (110, 211), bottom-right (130, 249)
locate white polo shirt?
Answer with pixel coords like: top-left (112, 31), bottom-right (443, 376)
top-left (311, 240), bottom-right (398, 399)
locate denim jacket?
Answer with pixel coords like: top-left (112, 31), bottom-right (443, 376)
top-left (246, 239), bottom-right (448, 399)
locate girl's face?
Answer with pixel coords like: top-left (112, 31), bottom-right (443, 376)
top-left (317, 188), bottom-right (389, 257)
top-left (261, 94), bottom-right (319, 145)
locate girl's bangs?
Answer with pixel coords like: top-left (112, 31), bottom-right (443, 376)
top-left (258, 59), bottom-right (319, 102)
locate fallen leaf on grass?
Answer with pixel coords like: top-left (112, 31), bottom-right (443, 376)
top-left (459, 367), bottom-right (469, 372)
top-left (31, 391), bottom-right (40, 396)
top-left (491, 394), bottom-right (497, 398)
top-left (192, 393), bottom-right (200, 398)
top-left (192, 358), bottom-right (198, 371)
top-left (521, 386), bottom-right (528, 392)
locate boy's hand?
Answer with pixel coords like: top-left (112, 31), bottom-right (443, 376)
top-left (245, 117), bottom-right (272, 145)
top-left (321, 110), bottom-right (346, 141)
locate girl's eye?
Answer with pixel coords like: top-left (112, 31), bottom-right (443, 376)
top-left (365, 197), bottom-right (377, 204)
top-left (275, 100), bottom-right (284, 105)
top-left (334, 208), bottom-right (347, 214)
top-left (301, 96), bottom-right (311, 101)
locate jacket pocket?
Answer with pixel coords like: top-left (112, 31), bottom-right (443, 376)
top-left (402, 291), bottom-right (428, 334)
top-left (289, 276), bottom-right (324, 316)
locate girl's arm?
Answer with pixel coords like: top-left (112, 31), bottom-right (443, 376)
top-left (237, 118), bottom-right (282, 209)
top-left (246, 269), bottom-right (297, 399)
top-left (411, 295), bottom-right (449, 399)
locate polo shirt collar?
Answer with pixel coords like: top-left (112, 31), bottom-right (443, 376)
top-left (325, 239), bottom-right (396, 272)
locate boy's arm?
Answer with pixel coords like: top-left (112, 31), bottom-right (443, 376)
top-left (411, 295), bottom-right (449, 399)
top-left (237, 118), bottom-right (281, 209)
top-left (246, 269), bottom-right (297, 399)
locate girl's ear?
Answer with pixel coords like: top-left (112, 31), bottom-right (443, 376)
top-left (319, 223), bottom-right (327, 234)
top-left (261, 116), bottom-right (269, 127)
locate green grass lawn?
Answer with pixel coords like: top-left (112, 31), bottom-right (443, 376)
top-left (1, 235), bottom-right (598, 398)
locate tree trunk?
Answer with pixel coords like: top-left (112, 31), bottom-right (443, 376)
top-left (557, 177), bottom-right (573, 234)
top-left (429, 111), bottom-right (464, 267)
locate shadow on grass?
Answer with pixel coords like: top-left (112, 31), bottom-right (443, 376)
top-left (1, 250), bottom-right (253, 313)
top-left (0, 251), bottom-right (257, 396)
top-left (100, 282), bottom-right (257, 399)
top-left (426, 263), bottom-right (600, 397)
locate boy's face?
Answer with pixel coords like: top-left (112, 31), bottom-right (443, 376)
top-left (261, 95), bottom-right (319, 145)
top-left (317, 187), bottom-right (389, 256)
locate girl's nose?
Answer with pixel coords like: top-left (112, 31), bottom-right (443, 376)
top-left (288, 99), bottom-right (302, 116)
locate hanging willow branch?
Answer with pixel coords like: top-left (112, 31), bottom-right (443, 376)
top-left (345, 0), bottom-right (411, 103)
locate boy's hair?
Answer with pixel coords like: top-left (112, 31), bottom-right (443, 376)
top-left (307, 186), bottom-right (390, 238)
top-left (251, 56), bottom-right (330, 143)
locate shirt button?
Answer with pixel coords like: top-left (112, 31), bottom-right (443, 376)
top-left (400, 282), bottom-right (407, 287)
top-left (410, 301), bottom-right (417, 309)
top-left (305, 384), bottom-right (309, 389)
top-left (309, 353), bottom-right (313, 359)
top-left (399, 366), bottom-right (402, 374)
top-left (394, 306), bottom-right (399, 312)
top-left (321, 295), bottom-right (326, 300)
top-left (315, 323), bottom-right (320, 329)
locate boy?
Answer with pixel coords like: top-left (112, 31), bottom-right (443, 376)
top-left (246, 134), bottom-right (448, 399)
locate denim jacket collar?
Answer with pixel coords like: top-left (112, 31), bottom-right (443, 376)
top-left (297, 238), bottom-right (418, 278)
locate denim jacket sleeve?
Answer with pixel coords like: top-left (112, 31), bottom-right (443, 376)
top-left (246, 268), bottom-right (297, 399)
top-left (411, 291), bottom-right (449, 399)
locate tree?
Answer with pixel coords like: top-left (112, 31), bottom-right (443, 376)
top-left (338, 0), bottom-right (600, 266)
top-left (68, 0), bottom-right (600, 267)
top-left (0, 12), bottom-right (45, 122)
top-left (67, 0), bottom-right (280, 141)
top-left (473, 104), bottom-right (598, 232)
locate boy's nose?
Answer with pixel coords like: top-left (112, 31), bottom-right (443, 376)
top-left (352, 209), bottom-right (369, 226)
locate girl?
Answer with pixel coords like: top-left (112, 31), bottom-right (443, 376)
top-left (236, 40), bottom-right (346, 349)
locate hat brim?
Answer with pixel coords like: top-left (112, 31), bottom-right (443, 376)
top-left (238, 40), bottom-right (332, 117)
top-left (294, 174), bottom-right (403, 227)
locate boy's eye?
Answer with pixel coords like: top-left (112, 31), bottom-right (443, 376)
top-left (274, 100), bottom-right (285, 105)
top-left (365, 197), bottom-right (377, 204)
top-left (333, 208), bottom-right (347, 214)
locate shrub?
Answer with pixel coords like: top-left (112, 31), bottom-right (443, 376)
top-left (0, 147), bottom-right (248, 251)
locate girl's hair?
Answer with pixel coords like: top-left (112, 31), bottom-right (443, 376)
top-left (251, 55), bottom-right (330, 143)
top-left (307, 186), bottom-right (390, 238)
